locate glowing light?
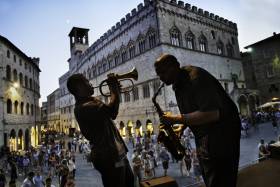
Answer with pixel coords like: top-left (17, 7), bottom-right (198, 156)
top-left (247, 47), bottom-right (253, 52)
top-left (272, 97), bottom-right (279, 102)
top-left (13, 82), bottom-right (19, 88)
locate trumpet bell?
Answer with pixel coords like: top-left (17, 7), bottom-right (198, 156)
top-left (116, 67), bottom-right (138, 81)
top-left (98, 67), bottom-right (138, 97)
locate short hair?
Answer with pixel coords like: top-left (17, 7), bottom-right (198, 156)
top-left (28, 171), bottom-right (35, 178)
top-left (46, 177), bottom-right (52, 183)
top-left (154, 54), bottom-right (180, 69)
top-left (67, 74), bottom-right (86, 96)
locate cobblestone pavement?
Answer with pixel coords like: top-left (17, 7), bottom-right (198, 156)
top-left (2, 122), bottom-right (279, 187)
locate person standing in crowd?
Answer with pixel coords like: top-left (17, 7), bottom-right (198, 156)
top-left (132, 151), bottom-right (143, 185)
top-left (159, 148), bottom-right (170, 176)
top-left (154, 54), bottom-right (241, 187)
top-left (45, 178), bottom-right (56, 187)
top-left (65, 176), bottom-right (75, 187)
top-left (184, 150), bottom-right (192, 176)
top-left (22, 171), bottom-right (35, 187)
top-left (9, 180), bottom-right (16, 187)
top-left (67, 73), bottom-right (134, 187)
top-left (258, 139), bottom-right (270, 162)
top-left (9, 161), bottom-right (18, 182)
top-left (0, 169), bottom-right (6, 187)
top-left (22, 156), bottom-right (30, 176)
top-left (33, 170), bottom-right (45, 187)
top-left (33, 171), bottom-right (44, 187)
top-left (68, 158), bottom-right (76, 179)
top-left (58, 160), bottom-right (69, 187)
top-left (271, 111), bottom-right (278, 135)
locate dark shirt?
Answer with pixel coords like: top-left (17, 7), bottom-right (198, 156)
top-left (74, 97), bottom-right (127, 161)
top-left (173, 66), bottom-right (241, 158)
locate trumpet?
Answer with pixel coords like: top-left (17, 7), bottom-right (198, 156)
top-left (93, 67), bottom-right (138, 97)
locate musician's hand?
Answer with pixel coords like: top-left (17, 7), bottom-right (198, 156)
top-left (106, 73), bottom-right (121, 92)
top-left (160, 113), bottom-right (185, 125)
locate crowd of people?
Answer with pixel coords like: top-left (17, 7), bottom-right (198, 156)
top-left (0, 134), bottom-right (88, 187)
top-left (0, 109), bottom-right (279, 187)
top-left (240, 110), bottom-right (279, 138)
top-left (128, 128), bottom-right (202, 185)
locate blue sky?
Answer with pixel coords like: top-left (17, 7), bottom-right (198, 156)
top-left (0, 0), bottom-right (279, 104)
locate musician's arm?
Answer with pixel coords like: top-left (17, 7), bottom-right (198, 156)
top-left (162, 110), bottom-right (219, 126)
top-left (106, 74), bottom-right (121, 119)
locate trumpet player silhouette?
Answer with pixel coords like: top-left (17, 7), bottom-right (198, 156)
top-left (67, 73), bottom-right (134, 187)
top-left (154, 54), bottom-right (241, 187)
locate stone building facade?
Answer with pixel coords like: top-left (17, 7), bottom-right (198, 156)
top-left (0, 35), bottom-right (41, 150)
top-left (46, 89), bottom-right (60, 132)
top-left (59, 72), bottom-right (76, 134)
top-left (57, 0), bottom-right (246, 137)
top-left (242, 32), bottom-right (280, 104)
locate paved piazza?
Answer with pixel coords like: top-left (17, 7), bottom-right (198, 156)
top-left (6, 122), bottom-right (279, 187)
top-left (73, 122), bottom-right (278, 187)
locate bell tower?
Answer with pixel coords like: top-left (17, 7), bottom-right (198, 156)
top-left (68, 27), bottom-right (89, 57)
top-left (68, 27), bottom-right (89, 71)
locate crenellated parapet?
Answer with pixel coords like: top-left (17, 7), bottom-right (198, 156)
top-left (80, 0), bottom-right (156, 62)
top-left (79, 0), bottom-right (238, 65)
top-left (157, 0), bottom-right (237, 30)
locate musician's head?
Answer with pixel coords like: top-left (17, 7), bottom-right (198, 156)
top-left (67, 73), bottom-right (94, 99)
top-left (154, 53), bottom-right (180, 85)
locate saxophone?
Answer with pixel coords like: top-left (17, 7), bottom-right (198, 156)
top-left (152, 83), bottom-right (186, 161)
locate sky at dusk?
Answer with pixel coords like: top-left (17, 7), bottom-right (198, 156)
top-left (0, 0), bottom-right (279, 104)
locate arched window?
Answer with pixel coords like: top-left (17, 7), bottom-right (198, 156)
top-left (20, 102), bottom-right (24, 115)
top-left (227, 43), bottom-right (234, 57)
top-left (31, 104), bottom-right (34, 115)
top-left (26, 103), bottom-right (30, 115)
top-left (133, 87), bottom-right (139, 101)
top-left (147, 29), bottom-right (156, 48)
top-left (97, 64), bottom-right (102, 75)
top-left (14, 101), bottom-right (18, 114)
top-left (124, 92), bottom-right (130, 102)
top-left (29, 78), bottom-right (33, 89)
top-left (87, 68), bottom-right (91, 79)
top-left (114, 50), bottom-right (120, 65)
top-left (143, 83), bottom-right (150, 98)
top-left (128, 41), bottom-right (136, 59)
top-left (170, 26), bottom-right (181, 46)
top-left (121, 47), bottom-right (127, 63)
top-left (19, 73), bottom-right (23, 86)
top-left (13, 69), bottom-right (18, 82)
top-left (33, 80), bottom-right (36, 91)
top-left (186, 31), bottom-right (195, 49)
top-left (137, 34), bottom-right (146, 53)
top-left (198, 34), bottom-right (207, 52)
top-left (217, 40), bottom-right (224, 55)
top-left (6, 65), bottom-right (11, 80)
top-left (92, 66), bottom-right (96, 78)
top-left (102, 61), bottom-right (107, 72)
top-left (25, 76), bottom-right (28, 88)
top-left (7, 50), bottom-right (10, 58)
top-left (108, 55), bottom-right (114, 69)
top-left (7, 99), bottom-right (12, 114)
